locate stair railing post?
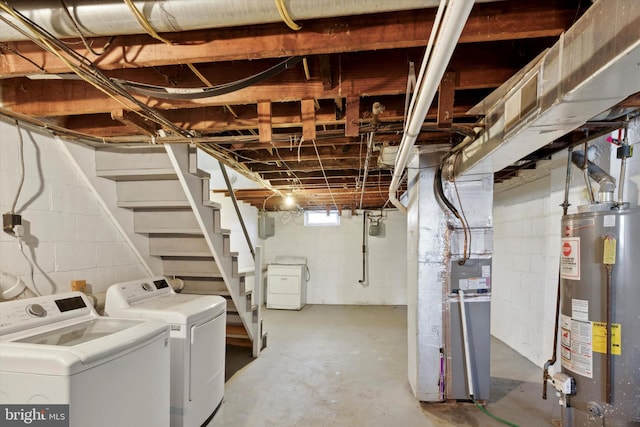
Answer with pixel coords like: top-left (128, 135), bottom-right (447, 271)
top-left (253, 245), bottom-right (263, 357)
top-left (218, 161), bottom-right (255, 260)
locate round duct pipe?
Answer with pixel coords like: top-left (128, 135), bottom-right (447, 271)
top-left (0, 0), bottom-right (448, 42)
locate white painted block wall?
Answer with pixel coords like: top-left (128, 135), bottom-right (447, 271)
top-left (262, 210), bottom-right (407, 305)
top-left (0, 120), bottom-right (146, 296)
top-left (492, 124), bottom-right (640, 367)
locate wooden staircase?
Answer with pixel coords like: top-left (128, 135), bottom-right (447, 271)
top-left (94, 144), bottom-right (265, 353)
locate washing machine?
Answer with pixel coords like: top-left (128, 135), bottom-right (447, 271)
top-left (0, 291), bottom-right (171, 427)
top-left (104, 276), bottom-right (226, 427)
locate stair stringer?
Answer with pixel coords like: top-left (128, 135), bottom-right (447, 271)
top-left (165, 144), bottom-right (255, 342)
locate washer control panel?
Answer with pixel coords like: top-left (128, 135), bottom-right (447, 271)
top-left (0, 292), bottom-right (93, 334)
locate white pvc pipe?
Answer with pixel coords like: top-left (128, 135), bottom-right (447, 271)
top-left (458, 289), bottom-right (475, 398)
top-left (389, 0), bottom-right (475, 213)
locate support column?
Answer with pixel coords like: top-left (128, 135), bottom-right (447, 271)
top-left (407, 149), bottom-right (449, 401)
top-left (407, 148), bottom-right (494, 402)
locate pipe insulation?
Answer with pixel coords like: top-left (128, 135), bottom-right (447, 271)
top-left (0, 0), bottom-right (479, 42)
top-left (389, 0), bottom-right (475, 213)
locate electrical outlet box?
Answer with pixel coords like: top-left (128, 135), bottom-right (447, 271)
top-left (2, 213), bottom-right (21, 235)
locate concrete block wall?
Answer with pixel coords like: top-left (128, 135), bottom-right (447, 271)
top-left (263, 210), bottom-right (407, 305)
top-left (492, 123), bottom-right (640, 367)
top-left (0, 119), bottom-right (146, 297)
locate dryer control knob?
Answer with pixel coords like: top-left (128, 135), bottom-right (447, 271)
top-left (142, 282), bottom-right (153, 291)
top-left (27, 304), bottom-right (47, 317)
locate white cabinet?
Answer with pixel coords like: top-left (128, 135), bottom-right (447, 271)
top-left (267, 264), bottom-right (307, 310)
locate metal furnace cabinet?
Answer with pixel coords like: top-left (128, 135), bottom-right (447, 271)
top-left (267, 264), bottom-right (307, 310)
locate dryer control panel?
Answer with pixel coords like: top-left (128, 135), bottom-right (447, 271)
top-left (108, 276), bottom-right (174, 306)
top-left (0, 292), bottom-right (95, 335)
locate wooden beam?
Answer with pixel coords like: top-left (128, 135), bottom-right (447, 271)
top-left (437, 72), bottom-right (456, 128)
top-left (0, 60), bottom-right (514, 117)
top-left (345, 97), bottom-right (360, 137)
top-left (619, 91), bottom-right (640, 107)
top-left (110, 109), bottom-right (158, 135)
top-left (257, 101), bottom-right (272, 144)
top-left (301, 99), bottom-right (316, 140)
top-left (319, 55), bottom-right (332, 90)
top-left (0, 2), bottom-right (578, 77)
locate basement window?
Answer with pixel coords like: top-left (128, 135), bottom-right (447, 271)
top-left (304, 210), bottom-right (341, 227)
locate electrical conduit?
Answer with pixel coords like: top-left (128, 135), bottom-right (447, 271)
top-left (388, 0), bottom-right (475, 213)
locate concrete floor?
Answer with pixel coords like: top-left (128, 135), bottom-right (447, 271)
top-left (208, 305), bottom-right (561, 427)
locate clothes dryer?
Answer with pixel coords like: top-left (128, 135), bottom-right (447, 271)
top-left (105, 276), bottom-right (226, 427)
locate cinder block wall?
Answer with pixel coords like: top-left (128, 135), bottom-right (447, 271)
top-left (263, 210), bottom-right (408, 305)
top-left (0, 119), bottom-right (146, 296)
top-left (492, 126), bottom-right (640, 367)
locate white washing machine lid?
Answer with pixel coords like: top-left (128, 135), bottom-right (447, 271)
top-left (0, 316), bottom-right (169, 376)
top-left (108, 293), bottom-right (226, 324)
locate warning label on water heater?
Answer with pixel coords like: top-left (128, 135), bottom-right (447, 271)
top-left (560, 314), bottom-right (593, 378)
top-left (560, 237), bottom-right (580, 280)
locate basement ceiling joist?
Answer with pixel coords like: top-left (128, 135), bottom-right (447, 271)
top-left (0, 2), bottom-right (578, 77)
top-left (1, 0), bottom-right (615, 211)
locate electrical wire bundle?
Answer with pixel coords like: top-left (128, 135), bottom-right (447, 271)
top-left (433, 153), bottom-right (471, 264)
top-left (0, 2), bottom-right (194, 138)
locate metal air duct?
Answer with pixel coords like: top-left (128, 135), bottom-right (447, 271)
top-left (0, 0), bottom-right (478, 42)
top-left (448, 0), bottom-right (640, 179)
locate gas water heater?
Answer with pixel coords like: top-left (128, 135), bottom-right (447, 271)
top-left (558, 207), bottom-right (639, 426)
top-left (545, 139), bottom-right (638, 426)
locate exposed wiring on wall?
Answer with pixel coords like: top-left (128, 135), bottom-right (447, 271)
top-left (15, 226), bottom-right (43, 297)
top-left (4, 121), bottom-right (43, 296)
top-left (10, 120), bottom-right (25, 214)
top-left (59, 0), bottom-right (115, 56)
top-left (451, 170), bottom-right (471, 262)
top-left (279, 209), bottom-right (303, 226)
top-left (434, 154), bottom-right (469, 264)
